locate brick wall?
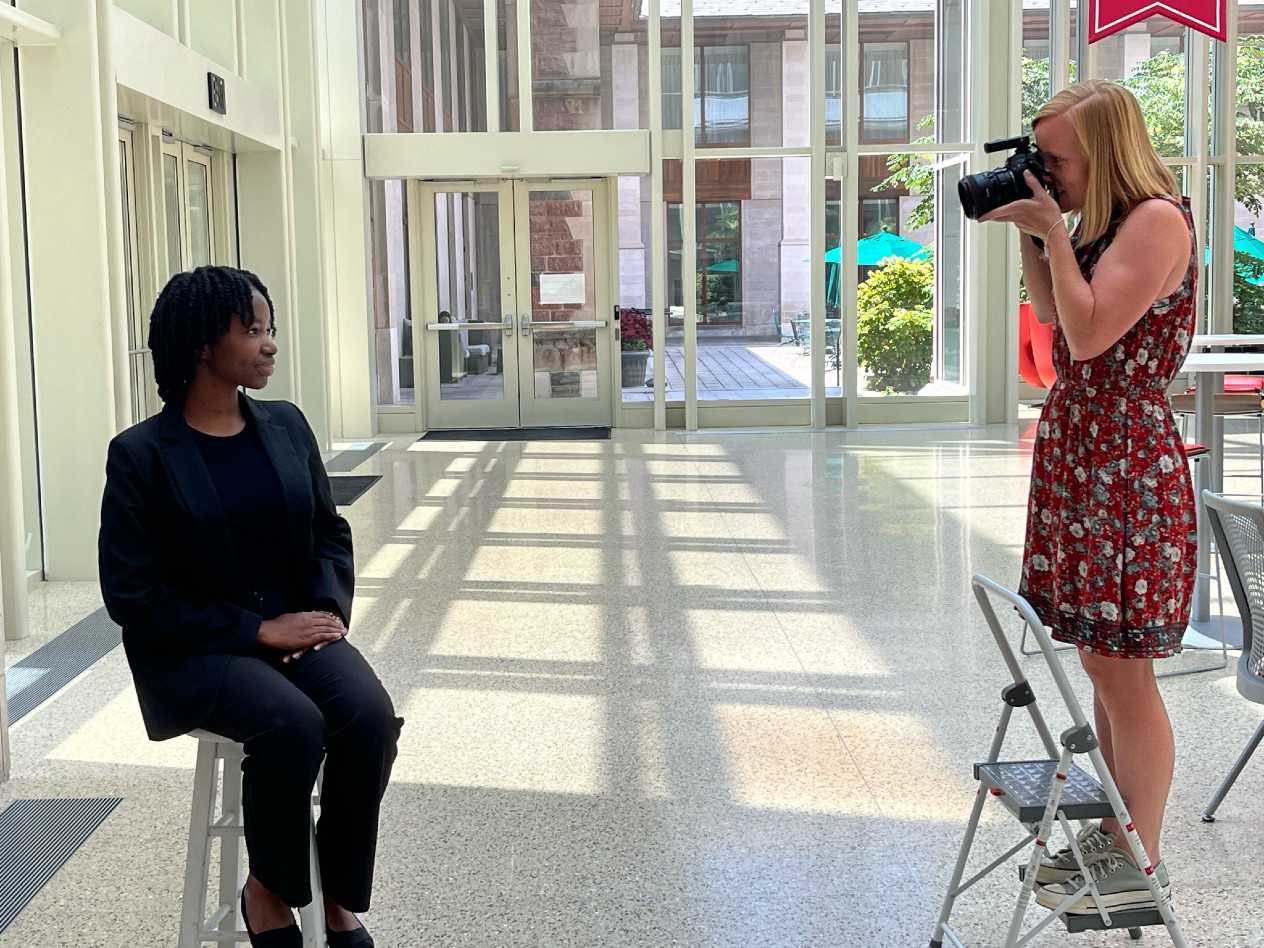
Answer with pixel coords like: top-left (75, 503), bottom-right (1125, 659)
top-left (531, 0), bottom-right (603, 131)
top-left (530, 196), bottom-right (592, 318)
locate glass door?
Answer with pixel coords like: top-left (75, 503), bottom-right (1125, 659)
top-left (413, 178), bottom-right (613, 430)
top-left (416, 182), bottom-right (520, 429)
top-left (160, 139), bottom-right (215, 277)
top-left (512, 180), bottom-right (611, 428)
top-left (119, 125), bottom-right (159, 423)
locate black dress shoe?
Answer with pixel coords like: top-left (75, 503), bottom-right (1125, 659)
top-left (327, 923), bottom-right (374, 948)
top-left (240, 887), bottom-right (303, 947)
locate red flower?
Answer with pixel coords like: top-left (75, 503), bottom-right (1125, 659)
top-left (620, 309), bottom-right (653, 351)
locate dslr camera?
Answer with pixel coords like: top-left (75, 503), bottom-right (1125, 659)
top-left (958, 135), bottom-right (1060, 223)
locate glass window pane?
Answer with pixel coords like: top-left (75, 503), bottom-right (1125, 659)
top-left (858, 1), bottom-right (962, 147)
top-left (1237, 20), bottom-right (1264, 157)
top-left (528, 190), bottom-right (599, 400)
top-left (857, 151), bottom-right (967, 397)
top-left (1091, 24), bottom-right (1188, 158)
top-left (1023, 4), bottom-right (1051, 130)
top-left (436, 191), bottom-right (506, 402)
top-left (666, 157), bottom-right (815, 401)
top-left (186, 160), bottom-right (212, 267)
top-left (692, 8), bottom-right (809, 149)
top-left (370, 179), bottom-right (411, 405)
top-left (362, 0), bottom-right (385, 134)
top-left (1233, 165), bottom-right (1264, 333)
top-left (162, 153), bottom-right (181, 277)
top-left (393, 0), bottom-right (413, 131)
top-left (616, 174), bottom-right (653, 403)
top-left (120, 140), bottom-right (142, 424)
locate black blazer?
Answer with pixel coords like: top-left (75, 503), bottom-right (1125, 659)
top-left (98, 396), bottom-right (354, 740)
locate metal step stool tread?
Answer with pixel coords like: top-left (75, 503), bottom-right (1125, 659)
top-left (1063, 906), bottom-right (1168, 933)
top-left (973, 759), bottom-right (1115, 823)
top-left (1016, 867), bottom-right (1169, 932)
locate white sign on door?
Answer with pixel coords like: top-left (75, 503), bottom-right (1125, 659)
top-left (539, 272), bottom-right (586, 305)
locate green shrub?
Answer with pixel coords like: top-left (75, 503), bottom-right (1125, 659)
top-left (856, 257), bottom-right (935, 393)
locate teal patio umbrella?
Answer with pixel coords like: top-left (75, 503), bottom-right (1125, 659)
top-left (1205, 225), bottom-right (1264, 286)
top-left (825, 231), bottom-right (929, 306)
top-left (851, 230), bottom-right (930, 267)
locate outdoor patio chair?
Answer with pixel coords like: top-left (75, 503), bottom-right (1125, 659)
top-left (1199, 490), bottom-right (1264, 823)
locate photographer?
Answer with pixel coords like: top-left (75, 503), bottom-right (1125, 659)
top-left (979, 80), bottom-right (1197, 914)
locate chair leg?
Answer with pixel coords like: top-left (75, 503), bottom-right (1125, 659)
top-left (179, 741), bottom-right (219, 948)
top-left (299, 767), bottom-right (326, 948)
top-left (1202, 718), bottom-right (1264, 823)
top-left (1256, 413), bottom-right (1262, 505)
top-left (217, 746), bottom-right (245, 940)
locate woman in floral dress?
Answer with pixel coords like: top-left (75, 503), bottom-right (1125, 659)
top-left (981, 80), bottom-right (1197, 914)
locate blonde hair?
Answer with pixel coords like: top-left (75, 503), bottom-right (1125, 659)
top-left (1033, 79), bottom-right (1179, 245)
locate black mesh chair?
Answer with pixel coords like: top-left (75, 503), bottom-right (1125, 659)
top-left (1199, 490), bottom-right (1264, 823)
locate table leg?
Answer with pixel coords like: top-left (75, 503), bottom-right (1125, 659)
top-left (1192, 371), bottom-right (1219, 624)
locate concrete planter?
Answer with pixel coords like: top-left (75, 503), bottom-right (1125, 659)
top-left (620, 350), bottom-right (650, 387)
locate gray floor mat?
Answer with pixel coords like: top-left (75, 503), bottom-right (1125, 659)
top-left (0, 797), bottom-right (122, 933)
top-left (5, 608), bottom-right (121, 724)
top-left (325, 442), bottom-right (387, 473)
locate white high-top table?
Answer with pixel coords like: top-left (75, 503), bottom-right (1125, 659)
top-left (1192, 334), bottom-right (1264, 349)
top-left (1180, 346), bottom-right (1264, 648)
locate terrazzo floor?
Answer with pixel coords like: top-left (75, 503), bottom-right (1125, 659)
top-left (3, 421), bottom-right (1262, 947)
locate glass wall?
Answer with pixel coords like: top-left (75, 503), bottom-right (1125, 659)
top-left (363, 0), bottom-right (489, 406)
top-left (361, 0), bottom-right (1264, 424)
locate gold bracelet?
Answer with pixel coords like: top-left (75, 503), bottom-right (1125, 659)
top-left (1044, 217), bottom-right (1066, 248)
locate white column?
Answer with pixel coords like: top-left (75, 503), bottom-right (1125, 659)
top-left (317, 0), bottom-right (374, 439)
top-left (682, 0), bottom-right (698, 429)
top-left (282, 0), bottom-right (333, 446)
top-left (648, 0), bottom-right (666, 429)
top-left (0, 56), bottom-right (32, 655)
top-left (96, 0), bottom-right (133, 431)
top-left (20, 0), bottom-right (120, 579)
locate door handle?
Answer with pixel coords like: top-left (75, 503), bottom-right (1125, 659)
top-left (520, 314), bottom-right (531, 337)
top-left (503, 314), bottom-right (514, 336)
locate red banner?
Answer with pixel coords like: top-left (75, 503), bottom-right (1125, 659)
top-left (1089, 0), bottom-right (1227, 43)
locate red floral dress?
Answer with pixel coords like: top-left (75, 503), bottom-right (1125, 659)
top-left (1019, 196), bottom-right (1198, 658)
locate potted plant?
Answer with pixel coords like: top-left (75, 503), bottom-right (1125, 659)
top-left (620, 308), bottom-right (652, 387)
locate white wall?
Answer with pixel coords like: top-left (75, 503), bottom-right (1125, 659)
top-left (19, 0), bottom-right (120, 580)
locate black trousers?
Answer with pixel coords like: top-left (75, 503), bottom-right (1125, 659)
top-left (201, 638), bottom-right (403, 910)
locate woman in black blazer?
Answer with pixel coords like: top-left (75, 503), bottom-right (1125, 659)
top-left (99, 266), bottom-right (400, 948)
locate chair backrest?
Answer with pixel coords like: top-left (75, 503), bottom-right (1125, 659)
top-left (1203, 491), bottom-right (1264, 683)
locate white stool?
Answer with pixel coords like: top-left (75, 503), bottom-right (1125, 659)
top-left (179, 730), bottom-right (327, 947)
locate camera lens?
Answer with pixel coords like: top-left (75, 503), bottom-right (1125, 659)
top-left (957, 167), bottom-right (1019, 220)
top-left (958, 176), bottom-right (985, 220)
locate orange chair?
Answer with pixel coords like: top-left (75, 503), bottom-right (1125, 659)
top-left (1018, 302), bottom-right (1057, 390)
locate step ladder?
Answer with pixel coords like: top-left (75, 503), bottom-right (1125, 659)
top-left (929, 576), bottom-right (1189, 948)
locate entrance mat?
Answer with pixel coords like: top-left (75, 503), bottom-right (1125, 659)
top-left (5, 608), bottom-right (121, 725)
top-left (420, 427), bottom-right (611, 442)
top-left (0, 798), bottom-right (122, 933)
top-left (325, 442), bottom-right (388, 473)
top-left (330, 475), bottom-right (381, 507)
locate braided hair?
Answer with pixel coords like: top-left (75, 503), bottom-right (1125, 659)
top-left (148, 266), bottom-right (275, 404)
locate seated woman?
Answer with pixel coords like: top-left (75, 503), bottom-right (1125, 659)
top-left (98, 266), bottom-right (402, 948)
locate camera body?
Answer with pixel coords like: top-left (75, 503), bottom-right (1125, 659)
top-left (958, 135), bottom-right (1060, 223)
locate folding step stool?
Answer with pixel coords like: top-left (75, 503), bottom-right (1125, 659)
top-left (930, 576), bottom-right (1189, 948)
